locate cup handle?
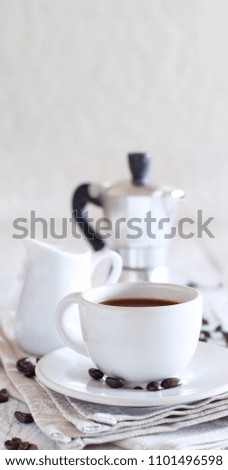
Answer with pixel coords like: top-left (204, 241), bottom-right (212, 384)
top-left (90, 249), bottom-right (122, 284)
top-left (55, 293), bottom-right (88, 356)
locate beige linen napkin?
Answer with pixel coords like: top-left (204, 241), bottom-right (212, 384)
top-left (117, 420), bottom-right (228, 450)
top-left (0, 360), bottom-right (58, 450)
top-left (1, 309), bottom-right (228, 450)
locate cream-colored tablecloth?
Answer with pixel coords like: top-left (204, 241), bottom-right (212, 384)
top-left (1, 235), bottom-right (228, 450)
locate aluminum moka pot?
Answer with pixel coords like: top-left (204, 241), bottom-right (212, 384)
top-left (72, 153), bottom-right (185, 282)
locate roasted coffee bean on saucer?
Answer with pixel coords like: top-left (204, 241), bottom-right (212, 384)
top-left (146, 381), bottom-right (161, 392)
top-left (14, 411), bottom-right (34, 424)
top-left (105, 377), bottom-right (125, 389)
top-left (88, 367), bottom-right (182, 392)
top-left (161, 377), bottom-right (182, 389)
top-left (0, 388), bottom-right (9, 403)
top-left (88, 368), bottom-right (104, 380)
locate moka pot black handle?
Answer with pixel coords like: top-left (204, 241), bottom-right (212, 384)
top-left (72, 184), bottom-right (105, 251)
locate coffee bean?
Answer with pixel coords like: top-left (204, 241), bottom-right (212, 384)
top-left (161, 377), bottom-right (182, 389)
top-left (15, 411), bottom-right (34, 424)
top-left (105, 377), bottom-right (125, 389)
top-left (146, 381), bottom-right (161, 391)
top-left (88, 368), bottom-right (104, 380)
top-left (18, 441), bottom-right (30, 450)
top-left (222, 332), bottom-right (228, 345)
top-left (23, 364), bottom-right (36, 378)
top-left (12, 438), bottom-right (22, 444)
top-left (0, 388), bottom-right (9, 403)
top-left (202, 317), bottom-right (209, 325)
top-left (28, 444), bottom-right (38, 450)
top-left (5, 437), bottom-right (38, 451)
top-left (215, 324), bottom-right (222, 332)
top-left (134, 386), bottom-right (143, 390)
top-left (199, 332), bottom-right (208, 342)
top-left (201, 330), bottom-right (211, 338)
top-left (16, 357), bottom-right (29, 372)
top-left (186, 281), bottom-right (198, 288)
top-left (16, 357), bottom-right (36, 378)
top-left (4, 440), bottom-right (19, 450)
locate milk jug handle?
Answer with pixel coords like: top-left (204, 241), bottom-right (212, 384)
top-left (90, 249), bottom-right (122, 284)
top-left (72, 183), bottom-right (105, 251)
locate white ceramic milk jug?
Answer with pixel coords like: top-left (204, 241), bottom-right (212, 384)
top-left (15, 239), bottom-right (122, 355)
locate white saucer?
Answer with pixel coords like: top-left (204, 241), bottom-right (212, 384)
top-left (36, 342), bottom-right (228, 407)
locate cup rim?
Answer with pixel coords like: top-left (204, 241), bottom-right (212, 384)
top-left (80, 282), bottom-right (201, 309)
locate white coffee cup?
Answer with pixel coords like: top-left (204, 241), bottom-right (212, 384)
top-left (56, 282), bottom-right (202, 385)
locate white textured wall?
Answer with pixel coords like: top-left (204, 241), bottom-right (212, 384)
top-left (1, 0), bottom-right (228, 231)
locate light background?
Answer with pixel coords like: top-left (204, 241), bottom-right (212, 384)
top-left (0, 0), bottom-right (227, 283)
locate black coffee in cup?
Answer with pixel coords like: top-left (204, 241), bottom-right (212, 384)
top-left (100, 298), bottom-right (179, 307)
